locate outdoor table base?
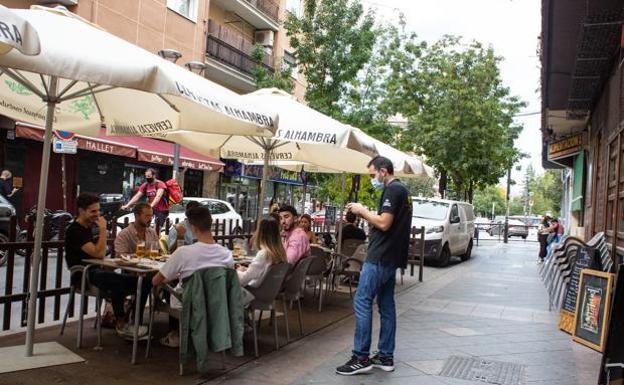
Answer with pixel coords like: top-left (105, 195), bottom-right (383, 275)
top-left (83, 259), bottom-right (159, 364)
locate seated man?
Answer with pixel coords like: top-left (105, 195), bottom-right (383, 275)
top-left (341, 211), bottom-right (367, 244)
top-left (278, 205), bottom-right (310, 266)
top-left (167, 200), bottom-right (200, 253)
top-left (152, 205), bottom-right (234, 347)
top-left (114, 202), bottom-right (159, 255)
top-left (65, 193), bottom-right (150, 338)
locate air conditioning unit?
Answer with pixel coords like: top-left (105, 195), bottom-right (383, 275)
top-left (254, 30), bottom-right (274, 47)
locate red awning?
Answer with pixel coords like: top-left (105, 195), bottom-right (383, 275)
top-left (15, 124), bottom-right (224, 172)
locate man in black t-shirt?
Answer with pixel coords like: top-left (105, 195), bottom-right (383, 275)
top-left (336, 156), bottom-right (412, 376)
top-left (65, 193), bottom-right (149, 339)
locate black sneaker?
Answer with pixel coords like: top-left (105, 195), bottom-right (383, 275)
top-left (336, 355), bottom-right (373, 375)
top-left (371, 353), bottom-right (394, 372)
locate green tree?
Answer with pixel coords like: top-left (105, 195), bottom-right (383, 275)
top-left (385, 36), bottom-right (525, 201)
top-left (251, 44), bottom-right (295, 92)
top-left (472, 185), bottom-right (506, 218)
top-left (528, 170), bottom-right (563, 217)
top-left (404, 176), bottom-right (437, 198)
top-left (284, 0), bottom-right (376, 118)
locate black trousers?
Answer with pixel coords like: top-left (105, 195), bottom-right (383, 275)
top-left (87, 268), bottom-right (151, 322)
top-left (538, 233), bottom-right (549, 260)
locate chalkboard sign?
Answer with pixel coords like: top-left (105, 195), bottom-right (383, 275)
top-left (562, 246), bottom-right (598, 314)
top-left (325, 206), bottom-right (337, 226)
top-left (598, 264), bottom-right (624, 384)
top-left (573, 269), bottom-right (614, 352)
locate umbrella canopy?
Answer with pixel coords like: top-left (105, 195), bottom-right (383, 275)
top-left (0, 7), bottom-right (276, 137)
top-left (0, 6), bottom-right (276, 358)
top-left (163, 88), bottom-right (375, 172)
top-left (0, 5), bottom-right (40, 55)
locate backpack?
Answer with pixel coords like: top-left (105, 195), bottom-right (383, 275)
top-left (165, 179), bottom-right (183, 204)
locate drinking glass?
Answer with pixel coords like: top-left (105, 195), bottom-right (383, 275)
top-left (135, 242), bottom-right (145, 258)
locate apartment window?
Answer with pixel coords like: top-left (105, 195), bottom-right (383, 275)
top-left (284, 51), bottom-right (297, 79)
top-left (167, 0), bottom-right (198, 22)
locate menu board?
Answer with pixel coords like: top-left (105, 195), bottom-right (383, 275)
top-left (573, 269), bottom-right (613, 352)
top-left (325, 206), bottom-right (337, 226)
top-left (562, 247), bottom-right (597, 314)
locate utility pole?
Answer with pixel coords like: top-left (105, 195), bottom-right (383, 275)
top-left (504, 167), bottom-right (511, 244)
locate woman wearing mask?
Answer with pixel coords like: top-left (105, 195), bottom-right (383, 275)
top-left (298, 214), bottom-right (318, 245)
top-left (537, 215), bottom-right (551, 263)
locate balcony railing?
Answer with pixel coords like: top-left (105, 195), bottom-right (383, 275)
top-left (207, 20), bottom-right (274, 78)
top-left (245, 0), bottom-right (280, 23)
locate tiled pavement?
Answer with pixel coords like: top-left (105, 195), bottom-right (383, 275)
top-left (207, 241), bottom-right (601, 385)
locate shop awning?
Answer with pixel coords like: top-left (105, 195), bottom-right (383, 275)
top-left (15, 123), bottom-right (224, 172)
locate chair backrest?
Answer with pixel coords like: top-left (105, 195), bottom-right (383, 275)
top-left (247, 262), bottom-right (290, 304)
top-left (310, 245), bottom-right (328, 259)
top-left (306, 254), bottom-right (327, 276)
top-left (283, 257), bottom-right (314, 297)
top-left (351, 244), bottom-right (367, 263)
top-left (342, 239), bottom-right (365, 257)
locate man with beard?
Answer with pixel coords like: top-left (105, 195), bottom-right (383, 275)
top-left (114, 202), bottom-right (159, 255)
top-left (65, 193), bottom-right (150, 338)
top-left (278, 205), bottom-right (310, 266)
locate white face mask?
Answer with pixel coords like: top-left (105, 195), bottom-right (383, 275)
top-left (371, 174), bottom-right (384, 190)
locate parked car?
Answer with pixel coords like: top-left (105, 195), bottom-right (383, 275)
top-left (488, 219), bottom-right (529, 239)
top-left (411, 198), bottom-right (475, 267)
top-left (310, 210), bottom-right (325, 226)
top-left (474, 217), bottom-right (491, 232)
top-left (116, 197), bottom-right (243, 235)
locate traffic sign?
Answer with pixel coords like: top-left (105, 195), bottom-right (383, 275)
top-left (52, 137), bottom-right (77, 154)
top-left (53, 130), bottom-right (76, 141)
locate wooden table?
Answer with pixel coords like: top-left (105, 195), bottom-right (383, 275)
top-left (83, 258), bottom-right (164, 364)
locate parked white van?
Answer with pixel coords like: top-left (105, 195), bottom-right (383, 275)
top-left (411, 198), bottom-right (475, 267)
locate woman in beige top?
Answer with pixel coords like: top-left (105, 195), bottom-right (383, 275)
top-left (237, 217), bottom-right (286, 289)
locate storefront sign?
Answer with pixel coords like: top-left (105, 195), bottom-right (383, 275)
top-left (548, 133), bottom-right (584, 161)
top-left (52, 137), bottom-right (77, 154)
top-left (572, 269), bottom-right (614, 352)
top-left (223, 160), bottom-right (302, 184)
top-left (137, 150), bottom-right (218, 171)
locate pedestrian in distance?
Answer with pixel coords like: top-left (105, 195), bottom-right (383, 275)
top-left (537, 215), bottom-right (551, 263)
top-left (122, 168), bottom-right (170, 233)
top-left (0, 169), bottom-right (18, 200)
top-left (336, 155), bottom-right (412, 376)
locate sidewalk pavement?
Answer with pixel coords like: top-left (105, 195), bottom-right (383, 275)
top-left (207, 241), bottom-right (601, 385)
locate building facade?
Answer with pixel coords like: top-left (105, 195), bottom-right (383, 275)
top-left (1, 0), bottom-right (308, 219)
top-left (541, 0), bottom-right (623, 262)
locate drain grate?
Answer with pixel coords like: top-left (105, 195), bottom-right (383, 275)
top-left (439, 355), bottom-right (526, 385)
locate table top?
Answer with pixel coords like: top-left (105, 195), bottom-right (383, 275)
top-left (83, 257), bottom-right (166, 273)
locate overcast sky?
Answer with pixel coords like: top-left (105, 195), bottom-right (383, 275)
top-left (361, 0), bottom-right (542, 195)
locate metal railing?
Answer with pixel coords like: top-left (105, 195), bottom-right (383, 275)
top-left (0, 215), bottom-right (255, 331)
top-left (245, 0), bottom-right (280, 22)
top-left (206, 20), bottom-right (274, 77)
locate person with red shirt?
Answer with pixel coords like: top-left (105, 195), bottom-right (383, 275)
top-left (122, 168), bottom-right (170, 232)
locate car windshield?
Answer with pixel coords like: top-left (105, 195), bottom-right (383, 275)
top-left (412, 200), bottom-right (449, 220)
top-left (169, 199), bottom-right (210, 214)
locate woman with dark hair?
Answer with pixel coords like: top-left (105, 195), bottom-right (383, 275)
top-left (537, 215), bottom-right (551, 263)
top-left (237, 217), bottom-right (286, 290)
top-left (299, 213), bottom-right (317, 244)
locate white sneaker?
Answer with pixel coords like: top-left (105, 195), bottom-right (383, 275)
top-left (116, 324), bottom-right (148, 340)
top-left (159, 331), bottom-right (179, 348)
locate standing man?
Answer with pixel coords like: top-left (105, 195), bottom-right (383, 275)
top-left (122, 168), bottom-right (169, 233)
top-left (336, 156), bottom-right (412, 375)
top-left (278, 205), bottom-right (310, 266)
top-left (114, 203), bottom-right (160, 255)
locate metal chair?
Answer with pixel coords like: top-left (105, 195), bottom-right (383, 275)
top-left (60, 264), bottom-right (104, 349)
top-left (245, 262), bottom-right (290, 357)
top-left (279, 257), bottom-right (314, 341)
top-left (341, 238), bottom-right (365, 257)
top-left (335, 244), bottom-right (367, 297)
top-left (305, 253), bottom-right (330, 312)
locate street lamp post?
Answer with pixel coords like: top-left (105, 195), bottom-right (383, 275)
top-left (504, 167), bottom-right (511, 244)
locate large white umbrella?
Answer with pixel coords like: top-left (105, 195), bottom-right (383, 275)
top-left (0, 5), bottom-right (40, 55)
top-left (163, 88), bottom-right (377, 219)
top-left (0, 6), bottom-right (276, 357)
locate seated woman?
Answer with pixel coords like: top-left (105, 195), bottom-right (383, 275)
top-left (237, 217), bottom-right (286, 301)
top-left (298, 214), bottom-right (318, 245)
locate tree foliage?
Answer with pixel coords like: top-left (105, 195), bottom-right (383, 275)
top-left (472, 185), bottom-right (506, 218)
top-left (251, 44), bottom-right (295, 93)
top-left (384, 36), bottom-right (525, 201)
top-left (284, 0), bottom-right (376, 118)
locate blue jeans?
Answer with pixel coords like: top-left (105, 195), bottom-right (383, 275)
top-left (353, 261), bottom-right (397, 359)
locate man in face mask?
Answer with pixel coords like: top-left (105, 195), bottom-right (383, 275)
top-left (336, 156), bottom-right (412, 376)
top-left (122, 168), bottom-right (170, 233)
